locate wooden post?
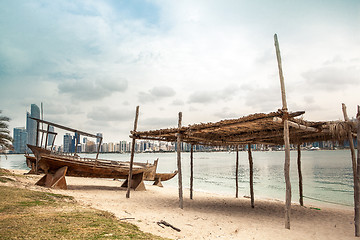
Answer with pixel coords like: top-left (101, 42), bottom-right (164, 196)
top-left (35, 121), bottom-right (40, 147)
top-left (190, 144), bottom-right (194, 200)
top-left (126, 106), bottom-right (140, 199)
top-left (356, 105), bottom-right (360, 237)
top-left (297, 144), bottom-right (304, 206)
top-left (236, 145), bottom-right (239, 198)
top-left (51, 134), bottom-right (56, 152)
top-left (177, 112), bottom-right (183, 209)
top-left (248, 143), bottom-right (254, 208)
top-left (274, 33), bottom-right (292, 229)
top-left (342, 103), bottom-right (359, 236)
top-left (45, 125), bottom-right (50, 150)
top-left (40, 102), bottom-right (44, 148)
top-left (96, 137), bottom-right (102, 160)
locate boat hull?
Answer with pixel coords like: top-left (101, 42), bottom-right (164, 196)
top-left (26, 145), bottom-right (157, 180)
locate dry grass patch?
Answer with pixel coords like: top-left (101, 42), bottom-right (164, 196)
top-left (0, 185), bottom-right (169, 239)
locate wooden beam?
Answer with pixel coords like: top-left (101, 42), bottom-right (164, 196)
top-left (126, 106), bottom-right (140, 199)
top-left (190, 144), bottom-right (194, 200)
top-left (274, 33), bottom-right (292, 229)
top-left (343, 103), bottom-right (359, 236)
top-left (30, 117), bottom-right (101, 139)
top-left (248, 144), bottom-right (254, 208)
top-left (45, 125), bottom-right (50, 150)
top-left (297, 144), bottom-right (304, 206)
top-left (273, 117), bottom-right (325, 132)
top-left (35, 121), bottom-right (40, 147)
top-left (177, 112), bottom-right (184, 209)
top-left (236, 145), bottom-right (239, 198)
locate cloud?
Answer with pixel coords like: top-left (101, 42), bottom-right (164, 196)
top-left (214, 107), bottom-right (239, 119)
top-left (302, 66), bottom-right (360, 91)
top-left (87, 106), bottom-right (133, 122)
top-left (138, 86), bottom-right (176, 103)
top-left (188, 85), bottom-right (240, 104)
top-left (244, 85), bottom-right (281, 112)
top-left (140, 117), bottom-right (177, 129)
top-left (172, 99), bottom-right (184, 106)
top-left (58, 78), bottom-right (128, 100)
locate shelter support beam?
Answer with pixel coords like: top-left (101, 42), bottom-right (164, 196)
top-left (273, 117), bottom-right (327, 133)
top-left (126, 106), bottom-right (139, 199)
top-left (236, 145), bottom-right (239, 198)
top-left (297, 144), bottom-right (304, 206)
top-left (190, 144), bottom-right (194, 200)
top-left (177, 112), bottom-right (184, 209)
top-left (342, 103), bottom-right (359, 236)
top-left (274, 33), bottom-right (292, 229)
top-left (248, 144), bottom-right (254, 208)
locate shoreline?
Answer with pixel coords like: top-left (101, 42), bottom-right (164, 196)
top-left (3, 169), bottom-right (357, 239)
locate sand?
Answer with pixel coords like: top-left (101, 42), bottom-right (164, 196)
top-left (4, 169), bottom-right (358, 240)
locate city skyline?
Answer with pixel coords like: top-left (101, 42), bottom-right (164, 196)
top-left (1, 1), bottom-right (359, 142)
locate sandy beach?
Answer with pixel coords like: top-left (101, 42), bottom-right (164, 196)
top-left (3, 169), bottom-right (357, 240)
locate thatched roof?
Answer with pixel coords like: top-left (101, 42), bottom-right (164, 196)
top-left (132, 110), bottom-right (354, 146)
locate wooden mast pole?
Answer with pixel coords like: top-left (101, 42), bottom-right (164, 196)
top-left (342, 103), bottom-right (359, 236)
top-left (96, 137), bottom-right (102, 160)
top-left (190, 144), bottom-right (194, 200)
top-left (297, 144), bottom-right (304, 206)
top-left (126, 106), bottom-right (140, 199)
top-left (177, 112), bottom-right (184, 209)
top-left (236, 145), bottom-right (239, 198)
top-left (248, 143), bottom-right (254, 208)
top-left (35, 120), bottom-right (40, 174)
top-left (274, 33), bottom-right (292, 229)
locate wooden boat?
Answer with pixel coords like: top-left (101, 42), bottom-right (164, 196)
top-left (26, 145), bottom-right (158, 180)
top-left (26, 117), bottom-right (177, 190)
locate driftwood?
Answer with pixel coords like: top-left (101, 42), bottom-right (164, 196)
top-left (343, 103), bottom-right (359, 236)
top-left (247, 144), bottom-right (254, 208)
top-left (177, 112), bottom-right (183, 209)
top-left (297, 144), bottom-right (304, 206)
top-left (157, 220), bottom-right (181, 232)
top-left (127, 106), bottom-right (140, 198)
top-left (119, 217), bottom-right (135, 221)
top-left (190, 144), bottom-right (194, 200)
top-left (235, 145), bottom-right (239, 198)
top-left (274, 33), bottom-right (292, 230)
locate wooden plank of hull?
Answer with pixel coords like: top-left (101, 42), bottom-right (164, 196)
top-left (155, 171), bottom-right (178, 181)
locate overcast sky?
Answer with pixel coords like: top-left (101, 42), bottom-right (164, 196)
top-left (1, 0), bottom-right (359, 143)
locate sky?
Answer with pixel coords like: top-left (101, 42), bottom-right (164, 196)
top-left (0, 0), bottom-right (359, 144)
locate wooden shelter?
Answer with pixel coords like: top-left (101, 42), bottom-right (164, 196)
top-left (126, 34), bottom-right (360, 236)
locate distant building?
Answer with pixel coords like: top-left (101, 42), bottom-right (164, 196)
top-left (13, 127), bottom-right (28, 153)
top-left (26, 104), bottom-right (40, 147)
top-left (96, 133), bottom-right (103, 144)
top-left (63, 133), bottom-right (72, 153)
top-left (47, 125), bottom-right (55, 146)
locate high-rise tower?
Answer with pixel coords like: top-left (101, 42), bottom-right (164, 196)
top-left (13, 127), bottom-right (28, 153)
top-left (26, 104), bottom-right (40, 146)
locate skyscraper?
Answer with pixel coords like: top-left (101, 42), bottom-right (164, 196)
top-left (13, 127), bottom-right (28, 153)
top-left (63, 133), bottom-right (72, 153)
top-left (96, 133), bottom-right (103, 144)
top-left (47, 125), bottom-right (55, 147)
top-left (26, 104), bottom-right (40, 146)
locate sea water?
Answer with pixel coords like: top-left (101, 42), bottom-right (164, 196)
top-left (0, 150), bottom-right (353, 208)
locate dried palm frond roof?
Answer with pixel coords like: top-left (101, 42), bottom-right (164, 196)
top-left (132, 110), bottom-right (355, 146)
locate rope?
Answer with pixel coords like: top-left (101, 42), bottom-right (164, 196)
top-left (303, 195), bottom-right (353, 207)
